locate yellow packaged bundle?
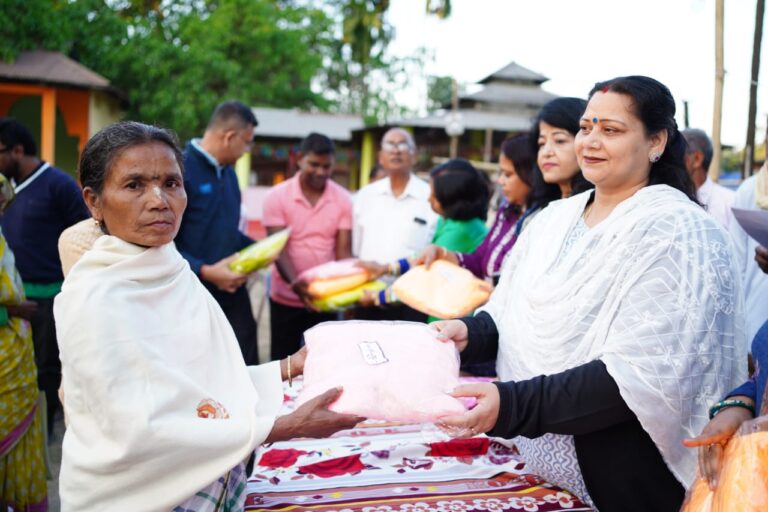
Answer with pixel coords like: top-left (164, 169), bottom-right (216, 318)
top-left (228, 228), bottom-right (290, 274)
top-left (298, 259), bottom-right (370, 298)
top-left (312, 280), bottom-right (387, 312)
top-left (391, 260), bottom-right (492, 319)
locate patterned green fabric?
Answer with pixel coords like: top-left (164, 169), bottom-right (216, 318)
top-left (173, 462), bottom-right (247, 511)
top-left (0, 230), bottom-right (48, 510)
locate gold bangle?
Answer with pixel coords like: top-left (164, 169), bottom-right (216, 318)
top-left (287, 354), bottom-right (293, 387)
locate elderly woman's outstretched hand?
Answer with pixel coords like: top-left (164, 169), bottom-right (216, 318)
top-left (430, 319), bottom-right (469, 353)
top-left (266, 387), bottom-right (364, 443)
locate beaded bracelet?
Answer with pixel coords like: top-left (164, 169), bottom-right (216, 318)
top-left (708, 398), bottom-right (754, 419)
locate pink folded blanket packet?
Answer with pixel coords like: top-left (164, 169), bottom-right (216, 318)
top-left (295, 321), bottom-right (470, 423)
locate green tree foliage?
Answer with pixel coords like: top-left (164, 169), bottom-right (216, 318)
top-left (2, 0), bottom-right (333, 140)
top-left (427, 75), bottom-right (453, 111)
top-left (1, 0), bottom-right (65, 61)
top-left (1, 0), bottom-right (450, 135)
top-left (321, 0), bottom-right (393, 124)
top-left (320, 1), bottom-right (449, 125)
top-left (425, 0), bottom-right (451, 19)
top-left (720, 148), bottom-right (743, 174)
top-left (107, 0), bottom-right (334, 140)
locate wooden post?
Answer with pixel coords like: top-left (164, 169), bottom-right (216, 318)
top-left (483, 128), bottom-right (493, 162)
top-left (359, 131), bottom-right (375, 190)
top-left (40, 88), bottom-right (56, 165)
top-left (449, 78), bottom-right (458, 158)
top-left (745, 0), bottom-right (765, 177)
top-left (710, 0), bottom-right (724, 182)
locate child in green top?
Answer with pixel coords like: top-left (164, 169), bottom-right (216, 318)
top-left (428, 158), bottom-right (489, 253)
top-left (360, 159), bottom-right (490, 318)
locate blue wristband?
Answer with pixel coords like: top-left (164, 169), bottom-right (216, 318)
top-left (398, 258), bottom-right (410, 274)
top-left (378, 290), bottom-right (388, 306)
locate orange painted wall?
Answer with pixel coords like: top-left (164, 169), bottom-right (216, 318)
top-left (0, 93), bottom-right (24, 116)
top-left (56, 89), bottom-right (90, 154)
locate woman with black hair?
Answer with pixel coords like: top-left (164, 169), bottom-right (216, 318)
top-left (532, 97), bottom-right (593, 201)
top-left (418, 99), bottom-right (594, 284)
top-left (427, 158), bottom-right (490, 254)
top-left (432, 76), bottom-right (745, 511)
top-left (53, 121), bottom-right (362, 510)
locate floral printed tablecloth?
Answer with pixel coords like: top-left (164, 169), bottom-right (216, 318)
top-left (245, 378), bottom-right (591, 512)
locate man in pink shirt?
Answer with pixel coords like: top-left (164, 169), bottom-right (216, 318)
top-left (263, 133), bottom-right (353, 360)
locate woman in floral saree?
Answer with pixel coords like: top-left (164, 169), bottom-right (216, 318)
top-left (0, 173), bottom-right (47, 511)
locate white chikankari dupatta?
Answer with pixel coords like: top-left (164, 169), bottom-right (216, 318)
top-left (54, 236), bottom-right (282, 511)
top-left (481, 185), bottom-right (747, 487)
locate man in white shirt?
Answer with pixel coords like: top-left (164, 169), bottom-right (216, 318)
top-left (353, 127), bottom-right (437, 321)
top-left (682, 128), bottom-right (734, 228)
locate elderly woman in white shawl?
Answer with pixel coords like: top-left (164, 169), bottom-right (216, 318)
top-left (433, 76), bottom-right (746, 512)
top-left (54, 121), bottom-right (362, 512)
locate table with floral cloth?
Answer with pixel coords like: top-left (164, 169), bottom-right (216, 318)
top-left (245, 378), bottom-right (592, 512)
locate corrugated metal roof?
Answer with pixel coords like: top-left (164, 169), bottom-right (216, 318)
top-left (0, 50), bottom-right (112, 89)
top-left (461, 83), bottom-right (556, 108)
top-left (252, 107), bottom-right (364, 141)
top-left (479, 61), bottom-right (549, 85)
top-left (388, 109), bottom-right (536, 132)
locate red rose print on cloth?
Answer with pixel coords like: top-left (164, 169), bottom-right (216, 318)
top-left (427, 437), bottom-right (490, 457)
top-left (298, 454), bottom-right (365, 478)
top-left (257, 448), bottom-right (308, 468)
top-left (196, 398), bottom-right (230, 419)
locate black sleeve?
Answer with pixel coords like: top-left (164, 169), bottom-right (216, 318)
top-left (488, 359), bottom-right (636, 439)
top-left (458, 311), bottom-right (498, 364)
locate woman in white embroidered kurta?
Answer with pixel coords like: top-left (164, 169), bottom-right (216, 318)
top-left (54, 122), bottom-right (361, 512)
top-left (432, 77), bottom-right (746, 511)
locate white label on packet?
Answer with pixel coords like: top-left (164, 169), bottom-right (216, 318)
top-left (358, 341), bottom-right (389, 365)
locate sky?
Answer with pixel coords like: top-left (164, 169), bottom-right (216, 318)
top-left (384, 0), bottom-right (766, 148)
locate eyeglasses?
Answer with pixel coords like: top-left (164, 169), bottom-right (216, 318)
top-left (382, 141), bottom-right (413, 153)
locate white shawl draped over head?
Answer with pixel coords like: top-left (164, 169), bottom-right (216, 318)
top-left (481, 184), bottom-right (747, 487)
top-left (54, 236), bottom-right (282, 511)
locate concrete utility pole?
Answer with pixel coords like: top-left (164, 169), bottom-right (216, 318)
top-left (449, 78), bottom-right (459, 158)
top-left (710, 0), bottom-right (725, 182)
top-left (745, 0), bottom-right (765, 177)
